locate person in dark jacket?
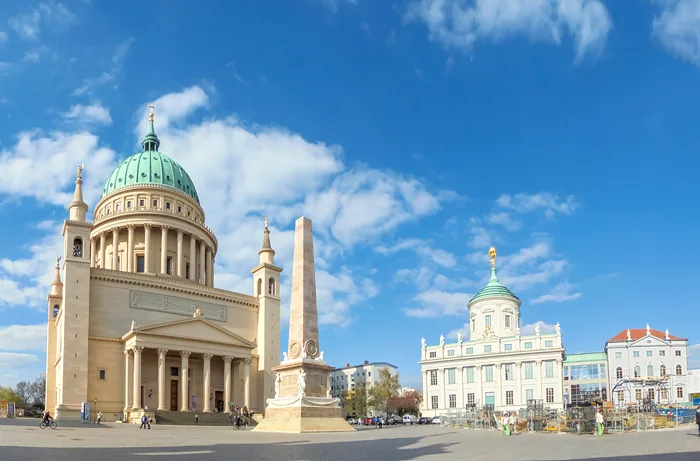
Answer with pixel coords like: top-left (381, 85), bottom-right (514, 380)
top-left (695, 406), bottom-right (700, 436)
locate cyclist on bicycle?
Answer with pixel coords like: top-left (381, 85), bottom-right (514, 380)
top-left (42, 410), bottom-right (53, 424)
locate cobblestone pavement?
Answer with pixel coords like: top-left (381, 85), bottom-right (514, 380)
top-left (1, 419), bottom-right (699, 460)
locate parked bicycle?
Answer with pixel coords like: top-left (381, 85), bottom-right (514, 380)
top-left (40, 420), bottom-right (57, 430)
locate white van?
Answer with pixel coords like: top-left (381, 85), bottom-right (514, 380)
top-left (402, 414), bottom-right (417, 425)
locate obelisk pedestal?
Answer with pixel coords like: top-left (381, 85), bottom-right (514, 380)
top-left (253, 217), bottom-right (354, 433)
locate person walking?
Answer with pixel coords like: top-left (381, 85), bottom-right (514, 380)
top-left (501, 412), bottom-right (510, 436)
top-left (595, 409), bottom-right (605, 437)
top-left (140, 414), bottom-right (148, 429)
top-left (195, 414), bottom-right (199, 426)
top-left (147, 416), bottom-right (152, 430)
top-left (508, 411), bottom-right (517, 435)
top-left (96, 411), bottom-right (102, 424)
top-left (695, 406), bottom-right (700, 437)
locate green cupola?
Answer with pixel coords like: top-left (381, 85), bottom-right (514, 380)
top-left (469, 247), bottom-right (519, 304)
top-left (100, 106), bottom-right (199, 203)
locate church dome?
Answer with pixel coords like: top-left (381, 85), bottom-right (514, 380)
top-left (100, 115), bottom-right (200, 203)
top-left (469, 268), bottom-right (519, 303)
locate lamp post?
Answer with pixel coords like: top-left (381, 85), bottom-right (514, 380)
top-left (93, 398), bottom-right (97, 423)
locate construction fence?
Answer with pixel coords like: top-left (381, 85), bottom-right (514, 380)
top-left (439, 400), bottom-right (696, 434)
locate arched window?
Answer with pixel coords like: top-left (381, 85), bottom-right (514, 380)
top-left (257, 278), bottom-right (262, 296)
top-left (633, 366), bottom-right (640, 378)
top-left (268, 277), bottom-right (276, 295)
top-left (660, 365), bottom-right (666, 376)
top-left (52, 305), bottom-right (59, 318)
top-left (647, 365), bottom-right (654, 377)
top-left (676, 365), bottom-right (682, 376)
top-left (616, 367), bottom-right (623, 379)
top-left (73, 237), bottom-right (83, 257)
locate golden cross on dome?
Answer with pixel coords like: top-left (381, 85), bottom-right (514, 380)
top-left (148, 104), bottom-right (155, 123)
top-left (488, 247), bottom-right (497, 269)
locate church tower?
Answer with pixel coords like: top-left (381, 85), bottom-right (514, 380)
top-left (55, 165), bottom-right (93, 419)
top-left (45, 258), bottom-right (63, 413)
top-left (251, 218), bottom-right (282, 408)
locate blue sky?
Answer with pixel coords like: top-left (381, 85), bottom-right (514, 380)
top-left (0, 0), bottom-right (698, 390)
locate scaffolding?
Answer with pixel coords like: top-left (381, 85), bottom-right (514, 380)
top-left (610, 376), bottom-right (670, 406)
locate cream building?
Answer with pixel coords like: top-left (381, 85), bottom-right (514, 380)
top-left (46, 110), bottom-right (281, 422)
top-left (419, 248), bottom-right (565, 417)
top-left (330, 361), bottom-right (398, 417)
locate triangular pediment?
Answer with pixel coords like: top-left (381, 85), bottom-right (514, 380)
top-left (129, 317), bottom-right (255, 348)
top-left (630, 334), bottom-right (668, 348)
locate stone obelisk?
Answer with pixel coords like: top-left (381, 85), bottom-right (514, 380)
top-left (253, 217), bottom-right (354, 433)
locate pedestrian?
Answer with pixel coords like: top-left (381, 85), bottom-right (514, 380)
top-left (508, 411), bottom-right (517, 435)
top-left (96, 411), bottom-right (102, 424)
top-left (501, 412), bottom-right (510, 436)
top-left (195, 414), bottom-right (199, 426)
top-left (148, 416), bottom-right (152, 430)
top-left (695, 406), bottom-right (700, 437)
top-left (595, 409), bottom-right (604, 437)
top-left (140, 414), bottom-right (148, 429)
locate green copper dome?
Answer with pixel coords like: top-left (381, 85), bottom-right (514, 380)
top-left (100, 120), bottom-right (199, 203)
top-left (469, 268), bottom-right (519, 304)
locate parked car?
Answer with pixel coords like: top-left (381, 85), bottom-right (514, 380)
top-left (402, 414), bottom-right (418, 425)
top-left (418, 417), bottom-right (431, 425)
top-left (346, 418), bottom-right (357, 425)
top-left (431, 416), bottom-right (441, 425)
top-left (386, 416), bottom-right (402, 425)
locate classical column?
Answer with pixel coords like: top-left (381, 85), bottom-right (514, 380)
top-left (205, 248), bottom-right (212, 286)
top-left (199, 241), bottom-right (206, 285)
top-left (476, 365), bottom-right (483, 406)
top-left (515, 363), bottom-right (522, 407)
top-left (99, 233), bottom-right (106, 269)
top-left (535, 360), bottom-right (543, 401)
top-left (223, 356), bottom-right (233, 413)
top-left (438, 369), bottom-right (445, 409)
top-left (90, 239), bottom-right (96, 267)
top-left (457, 366), bottom-right (464, 408)
top-left (556, 358), bottom-right (564, 404)
top-left (180, 351), bottom-right (191, 411)
top-left (176, 230), bottom-right (184, 277)
top-left (202, 353), bottom-right (213, 412)
top-left (157, 348), bottom-right (168, 411)
top-left (422, 371), bottom-right (429, 410)
top-left (144, 224), bottom-right (152, 273)
top-left (211, 257), bottom-right (215, 286)
top-left (132, 346), bottom-right (144, 410)
top-left (160, 226), bottom-right (169, 274)
top-left (189, 236), bottom-right (197, 282)
top-left (495, 364), bottom-right (502, 407)
top-left (123, 350), bottom-right (132, 415)
top-left (112, 229), bottom-right (119, 270)
top-left (127, 225), bottom-right (135, 272)
top-left (243, 358), bottom-right (251, 408)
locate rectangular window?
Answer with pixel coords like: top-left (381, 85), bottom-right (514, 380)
top-left (431, 396), bottom-right (438, 409)
top-left (675, 350), bottom-right (681, 356)
top-left (506, 390), bottom-right (514, 405)
top-left (505, 315), bottom-right (511, 328)
top-left (429, 351), bottom-right (437, 358)
top-left (616, 390), bottom-right (624, 402)
top-left (466, 367), bottom-right (474, 383)
top-left (467, 393), bottom-right (475, 406)
top-left (660, 389), bottom-right (668, 400)
top-left (600, 364), bottom-right (606, 378)
top-left (170, 367), bottom-right (179, 377)
top-left (484, 366), bottom-right (494, 382)
top-left (525, 389), bottom-right (534, 401)
top-left (166, 257), bottom-right (173, 275)
top-left (524, 342), bottom-right (532, 349)
top-left (186, 262), bottom-right (190, 279)
top-left (564, 366), bottom-right (569, 381)
top-left (633, 351), bottom-right (640, 357)
top-left (484, 345), bottom-right (492, 353)
top-left (545, 361), bottom-right (554, 378)
top-left (485, 315), bottom-right (492, 328)
top-left (504, 364), bottom-right (513, 381)
top-left (166, 202), bottom-right (171, 210)
top-left (635, 389), bottom-right (642, 401)
top-left (152, 199), bottom-right (158, 207)
top-left (659, 350), bottom-right (665, 357)
top-left (430, 371), bottom-right (438, 386)
top-left (139, 199), bottom-right (145, 207)
top-left (504, 344), bottom-right (512, 351)
top-left (545, 340), bottom-right (553, 348)
top-left (546, 388), bottom-right (554, 403)
top-left (465, 347), bottom-right (473, 355)
top-left (449, 394), bottom-right (457, 408)
top-left (525, 363), bottom-right (534, 380)
top-left (447, 349), bottom-right (455, 357)
top-left (98, 369), bottom-right (106, 380)
top-left (615, 352), bottom-right (622, 358)
top-left (177, 206), bottom-right (182, 213)
top-left (646, 351), bottom-right (652, 357)
top-left (115, 203), bottom-right (120, 211)
top-left (677, 387), bottom-right (683, 398)
top-left (127, 201), bottom-right (132, 209)
top-left (136, 255), bottom-right (145, 273)
top-left (447, 368), bottom-right (456, 385)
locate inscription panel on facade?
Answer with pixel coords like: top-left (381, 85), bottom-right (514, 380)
top-left (130, 290), bottom-right (227, 321)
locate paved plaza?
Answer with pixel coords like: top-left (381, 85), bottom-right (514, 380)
top-left (1, 419), bottom-right (699, 460)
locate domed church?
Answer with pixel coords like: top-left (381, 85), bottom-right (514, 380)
top-left (46, 109), bottom-right (281, 422)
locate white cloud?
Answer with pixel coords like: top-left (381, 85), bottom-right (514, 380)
top-left (395, 267), bottom-right (433, 291)
top-left (496, 192), bottom-right (579, 217)
top-left (8, 2), bottom-right (77, 41)
top-left (467, 217), bottom-right (493, 248)
top-left (0, 324), bottom-right (46, 351)
top-left (503, 241), bottom-right (551, 267)
top-left (405, 0), bottom-right (611, 62)
top-left (532, 281), bottom-right (582, 304)
top-left (500, 258), bottom-right (567, 291)
top-left (0, 31), bottom-right (8, 46)
top-left (652, 0), bottom-right (700, 66)
top-left (73, 37), bottom-right (134, 96)
top-left (135, 85), bottom-right (209, 135)
top-left (521, 320), bottom-right (557, 336)
top-left (487, 211), bottom-right (521, 231)
top-left (64, 102), bottom-right (112, 125)
top-left (447, 322), bottom-right (470, 340)
top-left (404, 289), bottom-right (472, 317)
top-left (0, 352), bottom-right (41, 368)
top-left (375, 239), bottom-right (456, 267)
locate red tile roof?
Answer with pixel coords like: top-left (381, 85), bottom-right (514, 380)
top-left (607, 328), bottom-right (685, 343)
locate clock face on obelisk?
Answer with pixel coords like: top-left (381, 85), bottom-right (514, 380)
top-left (304, 340), bottom-right (318, 357)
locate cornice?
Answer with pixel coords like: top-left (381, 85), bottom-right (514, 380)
top-left (129, 330), bottom-right (256, 349)
top-left (90, 268), bottom-right (258, 308)
top-left (96, 183), bottom-right (206, 219)
top-left (250, 262), bottom-right (283, 274)
top-left (89, 336), bottom-right (123, 343)
top-left (418, 347), bottom-right (565, 366)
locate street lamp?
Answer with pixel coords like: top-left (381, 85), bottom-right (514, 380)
top-left (93, 398), bottom-right (97, 422)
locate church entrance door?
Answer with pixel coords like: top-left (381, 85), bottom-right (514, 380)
top-left (215, 391), bottom-right (223, 413)
top-left (170, 380), bottom-right (178, 411)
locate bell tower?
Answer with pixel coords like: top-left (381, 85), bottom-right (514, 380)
top-left (55, 164), bottom-right (93, 419)
top-left (251, 217), bottom-right (282, 408)
top-left (45, 257), bottom-right (63, 413)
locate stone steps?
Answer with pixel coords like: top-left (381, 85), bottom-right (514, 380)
top-left (154, 411), bottom-right (234, 426)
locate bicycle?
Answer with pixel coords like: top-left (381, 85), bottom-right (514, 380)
top-left (232, 417), bottom-right (249, 430)
top-left (40, 420), bottom-right (57, 430)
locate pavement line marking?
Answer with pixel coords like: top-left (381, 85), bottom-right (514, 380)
top-left (131, 450), bottom-right (215, 456)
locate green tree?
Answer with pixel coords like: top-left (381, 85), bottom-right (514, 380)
top-left (29, 374), bottom-right (46, 407)
top-left (387, 390), bottom-right (423, 416)
top-left (14, 381), bottom-right (32, 409)
top-left (367, 368), bottom-right (400, 415)
top-left (0, 387), bottom-right (22, 404)
top-left (352, 383), bottom-right (368, 417)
